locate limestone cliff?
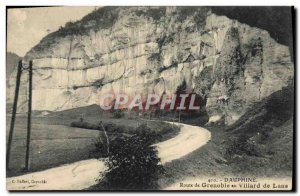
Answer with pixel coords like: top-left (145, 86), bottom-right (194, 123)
top-left (7, 7), bottom-right (294, 124)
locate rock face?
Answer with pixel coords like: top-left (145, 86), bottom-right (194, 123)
top-left (7, 7), bottom-right (294, 124)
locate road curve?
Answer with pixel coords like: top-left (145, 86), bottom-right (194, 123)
top-left (7, 122), bottom-right (211, 190)
top-left (153, 122), bottom-right (211, 164)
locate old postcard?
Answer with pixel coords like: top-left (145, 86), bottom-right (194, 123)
top-left (6, 6), bottom-right (295, 191)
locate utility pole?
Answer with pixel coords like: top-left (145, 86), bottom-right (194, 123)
top-left (25, 61), bottom-right (33, 170)
top-left (99, 121), bottom-right (109, 155)
top-left (6, 60), bottom-right (23, 170)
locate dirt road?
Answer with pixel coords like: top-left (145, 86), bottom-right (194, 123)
top-left (7, 122), bottom-right (211, 190)
top-left (153, 122), bottom-right (211, 164)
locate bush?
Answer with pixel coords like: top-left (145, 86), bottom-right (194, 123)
top-left (89, 122), bottom-right (128, 159)
top-left (225, 134), bottom-right (262, 159)
top-left (99, 133), bottom-right (164, 190)
top-left (103, 122), bottom-right (126, 134)
top-left (90, 123), bottom-right (164, 190)
top-left (70, 121), bottom-right (98, 129)
top-left (112, 110), bottom-right (125, 119)
top-left (160, 126), bottom-right (174, 136)
top-left (90, 134), bottom-right (109, 158)
top-left (134, 124), bottom-right (159, 145)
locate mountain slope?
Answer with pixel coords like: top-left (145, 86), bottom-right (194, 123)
top-left (224, 84), bottom-right (294, 176)
top-left (7, 7), bottom-right (294, 125)
top-left (6, 52), bottom-right (21, 80)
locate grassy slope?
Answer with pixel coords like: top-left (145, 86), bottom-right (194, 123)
top-left (159, 85), bottom-right (294, 188)
top-left (224, 85), bottom-right (294, 177)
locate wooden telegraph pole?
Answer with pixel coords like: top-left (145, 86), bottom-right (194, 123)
top-left (25, 61), bottom-right (33, 170)
top-left (6, 60), bottom-right (23, 170)
top-left (6, 60), bottom-right (33, 171)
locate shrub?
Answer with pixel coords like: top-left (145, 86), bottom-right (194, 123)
top-left (90, 123), bottom-right (164, 190)
top-left (70, 121), bottom-right (89, 128)
top-left (160, 126), bottom-right (174, 136)
top-left (90, 134), bottom-right (109, 158)
top-left (99, 133), bottom-right (164, 190)
top-left (112, 110), bottom-right (125, 118)
top-left (70, 121), bottom-right (99, 129)
top-left (103, 122), bottom-right (126, 134)
top-left (134, 124), bottom-right (159, 145)
top-left (134, 7), bottom-right (166, 21)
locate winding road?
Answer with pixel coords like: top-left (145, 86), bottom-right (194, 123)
top-left (6, 121), bottom-right (211, 190)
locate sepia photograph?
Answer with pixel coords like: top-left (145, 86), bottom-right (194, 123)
top-left (5, 6), bottom-right (295, 191)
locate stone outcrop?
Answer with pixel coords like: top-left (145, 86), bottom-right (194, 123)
top-left (7, 7), bottom-right (294, 124)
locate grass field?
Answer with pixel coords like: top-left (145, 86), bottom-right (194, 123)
top-left (6, 105), bottom-right (179, 177)
top-left (6, 116), bottom-right (101, 177)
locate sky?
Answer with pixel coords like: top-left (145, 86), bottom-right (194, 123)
top-left (7, 7), bottom-right (97, 57)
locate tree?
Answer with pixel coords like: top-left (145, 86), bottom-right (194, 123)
top-left (97, 125), bottom-right (164, 190)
